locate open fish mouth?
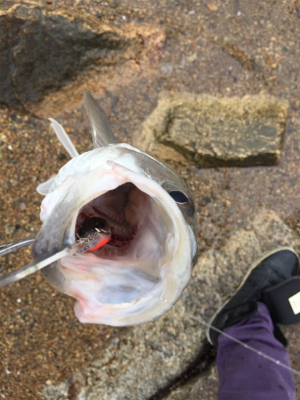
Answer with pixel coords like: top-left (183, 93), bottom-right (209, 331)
top-left (74, 182), bottom-right (138, 257)
top-left (44, 161), bottom-right (194, 326)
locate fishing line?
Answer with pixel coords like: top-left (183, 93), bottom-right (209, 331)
top-left (158, 295), bottom-right (300, 377)
top-left (109, 271), bottom-right (300, 378)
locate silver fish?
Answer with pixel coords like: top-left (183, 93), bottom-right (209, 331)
top-left (32, 92), bottom-right (197, 326)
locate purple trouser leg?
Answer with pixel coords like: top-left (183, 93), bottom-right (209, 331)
top-left (217, 302), bottom-right (295, 400)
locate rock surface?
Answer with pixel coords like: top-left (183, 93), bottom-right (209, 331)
top-left (41, 209), bottom-right (298, 400)
top-left (132, 93), bottom-right (289, 167)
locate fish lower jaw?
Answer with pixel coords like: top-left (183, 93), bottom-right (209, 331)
top-left (69, 262), bottom-right (190, 326)
top-left (60, 241), bottom-right (191, 326)
top-left (71, 283), bottom-right (170, 326)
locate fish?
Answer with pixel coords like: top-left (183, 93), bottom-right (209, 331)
top-left (32, 92), bottom-right (198, 326)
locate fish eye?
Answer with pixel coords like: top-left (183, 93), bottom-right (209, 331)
top-left (169, 190), bottom-right (189, 204)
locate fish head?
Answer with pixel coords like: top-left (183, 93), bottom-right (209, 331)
top-left (32, 93), bottom-right (197, 326)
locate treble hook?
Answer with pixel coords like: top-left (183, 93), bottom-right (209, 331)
top-left (0, 237), bottom-right (70, 287)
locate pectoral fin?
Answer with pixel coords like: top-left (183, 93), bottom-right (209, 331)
top-left (37, 175), bottom-right (57, 195)
top-left (49, 118), bottom-right (79, 159)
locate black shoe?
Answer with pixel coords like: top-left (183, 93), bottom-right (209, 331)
top-left (207, 247), bottom-right (300, 348)
top-left (263, 276), bottom-right (300, 325)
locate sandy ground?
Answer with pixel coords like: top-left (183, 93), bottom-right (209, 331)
top-left (1, 0), bottom-right (300, 398)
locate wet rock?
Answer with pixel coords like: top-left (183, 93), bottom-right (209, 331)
top-left (41, 209), bottom-right (298, 400)
top-left (0, 2), bottom-right (163, 113)
top-left (131, 93), bottom-right (289, 167)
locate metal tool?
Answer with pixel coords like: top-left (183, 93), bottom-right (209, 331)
top-left (0, 237), bottom-right (70, 287)
top-left (0, 236), bottom-right (36, 257)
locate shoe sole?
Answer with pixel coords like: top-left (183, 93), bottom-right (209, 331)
top-left (206, 246), bottom-right (300, 345)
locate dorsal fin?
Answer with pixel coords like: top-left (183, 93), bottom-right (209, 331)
top-left (84, 92), bottom-right (116, 148)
